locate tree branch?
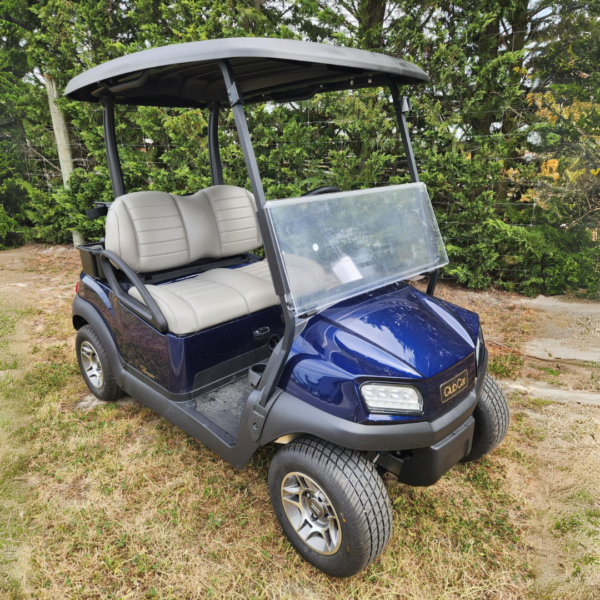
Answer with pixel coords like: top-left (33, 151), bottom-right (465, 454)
top-left (566, 207), bottom-right (600, 230)
top-left (26, 141), bottom-right (63, 175)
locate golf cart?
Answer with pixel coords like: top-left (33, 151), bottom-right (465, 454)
top-left (65, 38), bottom-right (509, 577)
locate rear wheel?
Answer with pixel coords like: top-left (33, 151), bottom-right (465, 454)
top-left (76, 325), bottom-right (124, 401)
top-left (462, 374), bottom-right (509, 463)
top-left (268, 435), bottom-right (392, 577)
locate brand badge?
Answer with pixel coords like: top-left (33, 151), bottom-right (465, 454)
top-left (440, 370), bottom-right (468, 403)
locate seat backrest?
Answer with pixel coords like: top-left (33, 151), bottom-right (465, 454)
top-left (105, 185), bottom-right (262, 273)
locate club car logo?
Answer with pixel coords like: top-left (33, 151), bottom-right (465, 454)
top-left (440, 370), bottom-right (468, 403)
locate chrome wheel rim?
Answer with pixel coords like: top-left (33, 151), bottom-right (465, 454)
top-left (80, 341), bottom-right (104, 389)
top-left (280, 472), bottom-right (342, 555)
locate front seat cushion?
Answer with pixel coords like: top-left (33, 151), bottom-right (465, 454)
top-left (240, 255), bottom-right (328, 298)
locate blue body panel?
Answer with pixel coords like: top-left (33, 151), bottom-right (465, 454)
top-left (279, 282), bottom-right (479, 425)
top-left (77, 275), bottom-right (479, 425)
top-left (78, 274), bottom-right (284, 393)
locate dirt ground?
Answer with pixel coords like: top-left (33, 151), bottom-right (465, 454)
top-left (0, 245), bottom-right (599, 599)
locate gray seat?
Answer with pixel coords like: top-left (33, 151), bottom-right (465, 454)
top-left (105, 185), bottom-right (262, 273)
top-left (240, 256), bottom-right (327, 299)
top-left (105, 185), bottom-right (277, 334)
top-left (105, 185), bottom-right (327, 335)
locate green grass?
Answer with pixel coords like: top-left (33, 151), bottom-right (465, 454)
top-left (553, 514), bottom-right (583, 536)
top-left (488, 351), bottom-right (524, 379)
top-left (0, 358), bottom-right (17, 371)
top-left (0, 374), bottom-right (29, 598)
top-left (539, 366), bottom-right (560, 377)
top-left (24, 360), bottom-right (78, 397)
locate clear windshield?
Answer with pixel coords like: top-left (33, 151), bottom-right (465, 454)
top-left (266, 183), bottom-right (448, 315)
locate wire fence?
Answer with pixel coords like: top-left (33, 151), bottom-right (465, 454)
top-left (21, 96), bottom-right (599, 295)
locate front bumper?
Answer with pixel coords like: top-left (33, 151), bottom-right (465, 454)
top-left (369, 348), bottom-right (487, 486)
top-left (371, 415), bottom-right (475, 486)
top-left (262, 349), bottom-right (488, 460)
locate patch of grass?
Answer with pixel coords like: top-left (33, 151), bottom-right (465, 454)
top-left (553, 514), bottom-right (583, 536)
top-left (568, 489), bottom-right (594, 503)
top-left (0, 304), bottom-right (29, 599)
top-left (0, 573), bottom-right (24, 600)
top-left (509, 410), bottom-right (547, 444)
top-left (584, 508), bottom-right (600, 525)
top-left (572, 554), bottom-right (599, 578)
top-left (513, 394), bottom-right (552, 411)
top-left (0, 358), bottom-right (17, 370)
top-left (24, 360), bottom-right (78, 397)
top-left (488, 351), bottom-right (524, 379)
top-left (545, 368), bottom-right (560, 376)
top-left (529, 363), bottom-right (560, 377)
top-left (0, 307), bottom-right (37, 341)
top-left (0, 311), bottom-right (17, 338)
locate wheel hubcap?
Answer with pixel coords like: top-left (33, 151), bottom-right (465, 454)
top-left (280, 472), bottom-right (342, 555)
top-left (80, 341), bottom-right (104, 389)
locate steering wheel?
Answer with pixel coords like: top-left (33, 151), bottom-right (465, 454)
top-left (302, 185), bottom-right (342, 197)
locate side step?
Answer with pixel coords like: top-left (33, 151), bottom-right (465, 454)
top-left (122, 370), bottom-right (260, 469)
top-left (194, 377), bottom-right (253, 440)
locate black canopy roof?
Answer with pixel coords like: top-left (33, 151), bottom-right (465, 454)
top-left (64, 38), bottom-right (429, 107)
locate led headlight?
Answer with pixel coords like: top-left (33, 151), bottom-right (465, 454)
top-left (360, 384), bottom-right (423, 415)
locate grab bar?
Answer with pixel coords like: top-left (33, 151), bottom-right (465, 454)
top-left (99, 249), bottom-right (168, 333)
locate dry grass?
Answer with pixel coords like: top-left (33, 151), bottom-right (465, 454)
top-left (0, 246), bottom-right (595, 599)
top-left (411, 280), bottom-right (535, 380)
top-left (504, 392), bottom-right (600, 600)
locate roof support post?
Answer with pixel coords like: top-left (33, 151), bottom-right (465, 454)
top-left (388, 81), bottom-right (419, 184)
top-left (217, 59), bottom-right (296, 416)
top-left (388, 81), bottom-right (440, 295)
top-left (217, 60), bottom-right (266, 209)
top-left (208, 106), bottom-right (224, 186)
top-left (101, 98), bottom-right (125, 198)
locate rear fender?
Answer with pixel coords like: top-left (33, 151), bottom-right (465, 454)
top-left (72, 294), bottom-right (125, 387)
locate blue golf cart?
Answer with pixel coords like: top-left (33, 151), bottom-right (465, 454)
top-left (65, 38), bottom-right (509, 577)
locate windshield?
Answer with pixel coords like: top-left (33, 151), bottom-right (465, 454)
top-left (266, 182), bottom-right (448, 315)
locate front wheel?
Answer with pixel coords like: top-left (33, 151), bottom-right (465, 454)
top-left (462, 374), bottom-right (509, 463)
top-left (268, 435), bottom-right (392, 577)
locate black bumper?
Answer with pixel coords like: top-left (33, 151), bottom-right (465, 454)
top-left (380, 415), bottom-right (475, 486)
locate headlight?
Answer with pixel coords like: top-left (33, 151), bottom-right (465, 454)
top-left (476, 327), bottom-right (484, 370)
top-left (360, 383), bottom-right (423, 415)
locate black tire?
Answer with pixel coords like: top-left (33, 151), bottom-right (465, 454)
top-left (462, 374), bottom-right (509, 463)
top-left (268, 435), bottom-right (392, 577)
top-left (76, 325), bottom-right (125, 401)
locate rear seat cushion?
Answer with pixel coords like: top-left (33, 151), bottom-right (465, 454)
top-left (105, 191), bottom-right (195, 274)
top-left (199, 186), bottom-right (262, 256)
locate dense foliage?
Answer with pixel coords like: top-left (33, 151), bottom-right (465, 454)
top-left (1, 0), bottom-right (599, 295)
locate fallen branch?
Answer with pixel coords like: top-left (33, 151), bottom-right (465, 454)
top-left (487, 340), bottom-right (581, 366)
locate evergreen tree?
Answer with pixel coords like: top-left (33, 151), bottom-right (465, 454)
top-left (1, 0), bottom-right (598, 294)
